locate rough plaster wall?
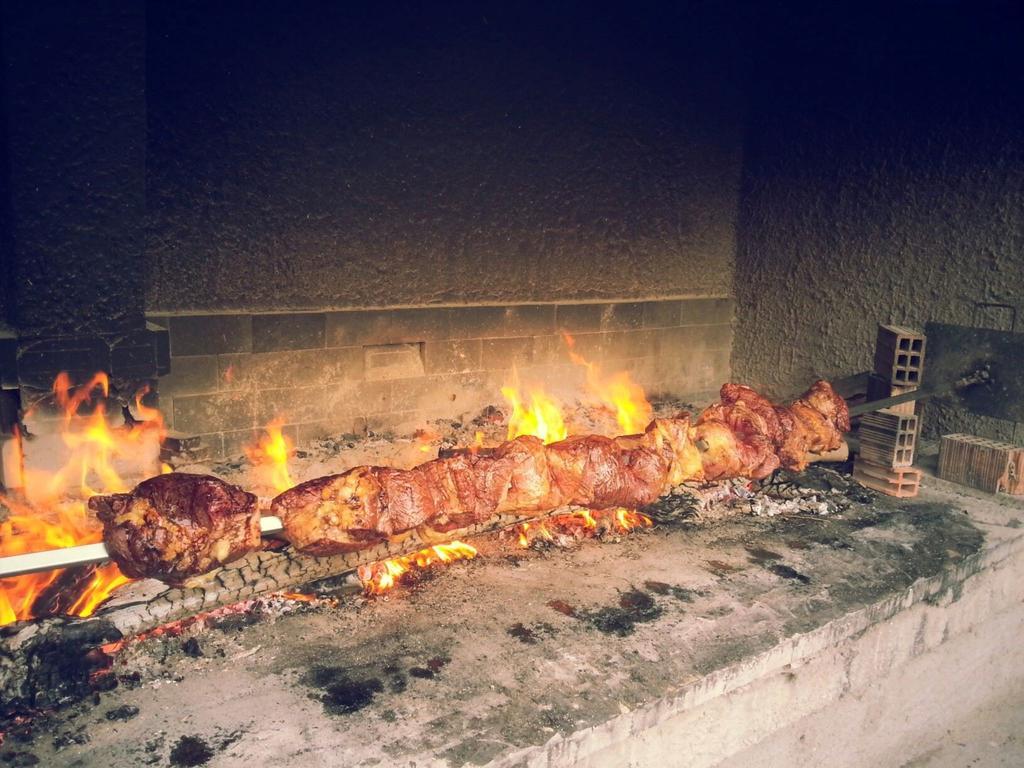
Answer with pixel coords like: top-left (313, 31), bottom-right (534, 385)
top-left (145, 2), bottom-right (744, 312)
top-left (732, 2), bottom-right (1024, 440)
top-left (0, 2), bottom-right (146, 336)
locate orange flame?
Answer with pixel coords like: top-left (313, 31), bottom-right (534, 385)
top-left (563, 333), bottom-right (652, 435)
top-left (414, 427), bottom-right (439, 455)
top-left (612, 508), bottom-right (653, 531)
top-left (517, 523), bottom-right (530, 548)
top-left (245, 419), bottom-right (294, 494)
top-left (516, 520), bottom-right (558, 548)
top-left (515, 507), bottom-right (650, 549)
top-left (358, 541), bottom-right (477, 594)
top-left (1, 373), bottom-right (166, 626)
top-left (471, 430), bottom-right (486, 453)
top-left (501, 369), bottom-right (567, 444)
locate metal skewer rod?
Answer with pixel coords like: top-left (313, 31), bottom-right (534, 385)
top-left (847, 366), bottom-right (991, 417)
top-left (0, 516), bottom-right (284, 579)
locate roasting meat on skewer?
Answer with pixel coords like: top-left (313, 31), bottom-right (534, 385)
top-left (274, 380), bottom-right (848, 557)
top-left (94, 379), bottom-right (849, 577)
top-left (88, 473), bottom-right (259, 584)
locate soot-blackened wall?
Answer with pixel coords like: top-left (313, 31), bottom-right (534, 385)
top-left (145, 2), bottom-right (744, 312)
top-left (732, 2), bottom-right (1024, 439)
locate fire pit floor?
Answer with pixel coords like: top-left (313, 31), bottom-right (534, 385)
top-left (4, 477), bottom-right (1024, 768)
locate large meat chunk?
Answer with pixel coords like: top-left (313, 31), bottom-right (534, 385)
top-left (546, 435), bottom-right (668, 509)
top-left (717, 380), bottom-right (848, 471)
top-left (89, 473), bottom-right (259, 584)
top-left (272, 466), bottom-right (436, 555)
top-left (772, 404), bottom-right (814, 471)
top-left (798, 379), bottom-right (851, 433)
top-left (696, 401), bottom-right (780, 480)
top-left (494, 436), bottom-right (561, 512)
top-left (640, 415), bottom-right (704, 485)
top-left (788, 380), bottom-right (849, 455)
top-left (415, 452), bottom-right (512, 531)
top-left (719, 384), bottom-right (785, 447)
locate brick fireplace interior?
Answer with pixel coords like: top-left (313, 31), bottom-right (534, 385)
top-left (0, 1), bottom-right (1022, 767)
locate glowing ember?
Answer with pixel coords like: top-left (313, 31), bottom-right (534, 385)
top-left (276, 592), bottom-right (318, 602)
top-left (358, 541), bottom-right (478, 594)
top-left (0, 372), bottom-right (166, 626)
top-left (612, 508), bottom-right (653, 531)
top-left (98, 591), bottom-right (330, 658)
top-left (245, 418), bottom-right (294, 494)
top-left (515, 507), bottom-right (651, 548)
top-left (501, 369), bottom-right (568, 444)
top-left (414, 427), bottom-right (440, 455)
top-left (563, 333), bottom-right (653, 435)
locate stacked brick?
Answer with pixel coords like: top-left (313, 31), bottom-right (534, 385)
top-left (938, 434), bottom-right (1024, 495)
top-left (868, 325), bottom-right (926, 416)
top-left (854, 326), bottom-right (926, 497)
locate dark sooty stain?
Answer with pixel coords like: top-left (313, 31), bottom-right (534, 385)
top-left (619, 589), bottom-right (657, 612)
top-left (745, 546), bottom-right (783, 563)
top-left (644, 580), bottom-right (698, 602)
top-left (169, 735), bottom-right (215, 767)
top-left (769, 501), bottom-right (986, 636)
top-left (669, 586), bottom-right (699, 602)
top-left (306, 666), bottom-right (385, 715)
top-left (104, 704), bottom-right (140, 722)
top-left (0, 752), bottom-right (38, 767)
top-left (767, 564), bottom-right (812, 584)
top-left (426, 656), bottom-right (450, 673)
top-left (409, 655), bottom-right (450, 680)
top-left (584, 589), bottom-right (663, 637)
top-left (508, 623), bottom-right (538, 644)
top-left (505, 622), bottom-right (557, 647)
top-left (182, 637), bottom-right (203, 657)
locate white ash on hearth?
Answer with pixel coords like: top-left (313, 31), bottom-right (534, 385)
top-left (643, 466), bottom-right (864, 523)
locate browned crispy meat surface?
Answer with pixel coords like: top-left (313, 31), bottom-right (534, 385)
top-left (271, 466), bottom-right (432, 554)
top-left (546, 434), bottom-right (668, 509)
top-left (89, 473), bottom-right (259, 584)
top-left (415, 452), bottom-right (512, 532)
top-left (495, 436), bottom-right (559, 512)
top-left (695, 401), bottom-right (779, 480)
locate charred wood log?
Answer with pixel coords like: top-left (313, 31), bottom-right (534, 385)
top-left (0, 615), bottom-right (121, 712)
top-left (29, 565), bottom-right (99, 617)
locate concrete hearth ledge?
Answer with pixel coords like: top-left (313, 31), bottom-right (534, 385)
top-left (4, 476), bottom-right (1023, 768)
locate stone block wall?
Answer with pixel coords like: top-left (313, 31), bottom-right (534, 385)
top-left (150, 298), bottom-right (733, 457)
